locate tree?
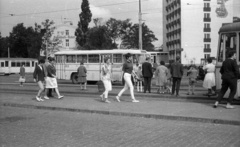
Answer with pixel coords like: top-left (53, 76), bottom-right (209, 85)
top-left (84, 26), bottom-right (114, 50)
top-left (75, 0), bottom-right (92, 48)
top-left (0, 33), bottom-right (9, 57)
top-left (121, 23), bottom-right (158, 50)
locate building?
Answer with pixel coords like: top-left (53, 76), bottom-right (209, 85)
top-left (51, 21), bottom-right (78, 51)
top-left (162, 0), bottom-right (233, 65)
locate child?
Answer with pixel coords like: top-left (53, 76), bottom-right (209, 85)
top-left (135, 65), bottom-right (143, 92)
top-left (187, 66), bottom-right (198, 95)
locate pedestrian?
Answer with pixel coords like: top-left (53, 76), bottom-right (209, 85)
top-left (187, 65), bottom-right (198, 95)
top-left (213, 51), bottom-right (239, 109)
top-left (116, 53), bottom-right (139, 102)
top-left (100, 57), bottom-right (112, 103)
top-left (136, 65), bottom-right (143, 92)
top-left (33, 59), bottom-right (47, 102)
top-left (155, 61), bottom-right (169, 94)
top-left (170, 56), bottom-right (184, 96)
top-left (203, 57), bottom-right (216, 95)
top-left (45, 57), bottom-right (64, 99)
top-left (142, 56), bottom-right (153, 93)
top-left (77, 61), bottom-right (87, 90)
top-left (19, 63), bottom-right (26, 86)
top-left (43, 57), bottom-right (54, 97)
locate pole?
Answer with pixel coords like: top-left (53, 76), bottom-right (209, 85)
top-left (8, 47), bottom-right (10, 58)
top-left (139, 0), bottom-right (142, 50)
top-left (46, 40), bottom-right (48, 59)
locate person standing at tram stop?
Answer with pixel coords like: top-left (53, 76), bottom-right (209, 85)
top-left (100, 57), bottom-right (112, 103)
top-left (187, 65), bottom-right (198, 95)
top-left (77, 61), bottom-right (87, 90)
top-left (19, 63), bottom-right (26, 87)
top-left (170, 56), bottom-right (184, 97)
top-left (155, 61), bottom-right (169, 94)
top-left (116, 53), bottom-right (139, 103)
top-left (45, 57), bottom-right (64, 99)
top-left (142, 56), bottom-right (153, 93)
top-left (33, 59), bottom-right (47, 102)
top-left (202, 57), bottom-right (216, 95)
top-left (213, 51), bottom-right (240, 109)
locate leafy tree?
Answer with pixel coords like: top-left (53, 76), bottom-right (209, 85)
top-left (0, 33), bottom-right (9, 57)
top-left (121, 23), bottom-right (158, 50)
top-left (75, 0), bottom-right (92, 48)
top-left (84, 26), bottom-right (115, 50)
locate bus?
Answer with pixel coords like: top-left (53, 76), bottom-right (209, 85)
top-left (216, 22), bottom-right (240, 97)
top-left (0, 58), bottom-right (38, 75)
top-left (54, 49), bottom-right (150, 84)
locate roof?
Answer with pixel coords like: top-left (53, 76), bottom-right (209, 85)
top-left (0, 58), bottom-right (37, 61)
top-left (219, 22), bottom-right (240, 33)
top-left (54, 49), bottom-right (148, 55)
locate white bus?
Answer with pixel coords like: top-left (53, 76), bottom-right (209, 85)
top-left (148, 51), bottom-right (169, 65)
top-left (0, 58), bottom-right (38, 75)
top-left (216, 22), bottom-right (240, 97)
top-left (54, 49), bottom-right (150, 84)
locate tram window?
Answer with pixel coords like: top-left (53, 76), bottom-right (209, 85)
top-left (26, 62), bottom-right (30, 67)
top-left (11, 62), bottom-right (16, 67)
top-left (113, 54), bottom-right (122, 63)
top-left (88, 54), bottom-right (99, 63)
top-left (77, 55), bottom-right (87, 63)
top-left (21, 62), bottom-right (25, 66)
top-left (32, 61), bottom-right (34, 67)
top-left (16, 62), bottom-right (20, 67)
top-left (5, 61), bottom-right (9, 67)
top-left (1, 62), bottom-right (4, 67)
top-left (239, 33), bottom-right (240, 62)
top-left (66, 55), bottom-right (76, 63)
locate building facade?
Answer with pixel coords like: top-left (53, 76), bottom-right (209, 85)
top-left (163, 0), bottom-right (233, 65)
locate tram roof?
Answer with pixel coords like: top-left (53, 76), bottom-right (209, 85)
top-left (0, 58), bottom-right (37, 61)
top-left (219, 22), bottom-right (240, 33)
top-left (54, 49), bottom-right (148, 55)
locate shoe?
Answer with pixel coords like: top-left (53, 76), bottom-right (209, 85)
top-left (100, 95), bottom-right (104, 101)
top-left (58, 96), bottom-right (64, 99)
top-left (44, 96), bottom-right (49, 100)
top-left (36, 96), bottom-right (41, 102)
top-left (115, 96), bottom-right (120, 102)
top-left (104, 99), bottom-right (111, 103)
top-left (39, 98), bottom-right (44, 101)
top-left (226, 104), bottom-right (234, 109)
top-left (132, 99), bottom-right (139, 103)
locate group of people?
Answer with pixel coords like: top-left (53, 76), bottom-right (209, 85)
top-left (33, 57), bottom-right (63, 102)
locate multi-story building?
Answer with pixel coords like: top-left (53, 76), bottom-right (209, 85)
top-left (163, 0), bottom-right (233, 64)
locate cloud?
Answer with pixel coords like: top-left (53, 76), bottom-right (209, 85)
top-left (90, 5), bottom-right (111, 19)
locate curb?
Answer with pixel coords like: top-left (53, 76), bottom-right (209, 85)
top-left (2, 102), bottom-right (240, 126)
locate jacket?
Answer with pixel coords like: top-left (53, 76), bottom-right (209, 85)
top-left (220, 58), bottom-right (239, 80)
top-left (170, 61), bottom-right (183, 78)
top-left (33, 65), bottom-right (45, 82)
top-left (142, 62), bottom-right (153, 78)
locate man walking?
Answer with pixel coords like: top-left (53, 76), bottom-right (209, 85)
top-left (142, 57), bottom-right (153, 93)
top-left (213, 51), bottom-right (239, 109)
top-left (170, 56), bottom-right (184, 96)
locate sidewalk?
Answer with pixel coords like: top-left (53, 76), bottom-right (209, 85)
top-left (1, 91), bottom-right (240, 126)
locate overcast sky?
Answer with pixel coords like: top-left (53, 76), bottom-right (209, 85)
top-left (0, 0), bottom-right (239, 47)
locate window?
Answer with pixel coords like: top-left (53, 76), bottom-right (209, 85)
top-left (26, 61), bottom-right (30, 67)
top-left (11, 62), bottom-right (16, 67)
top-left (66, 30), bottom-right (69, 36)
top-left (204, 34), bottom-right (210, 38)
top-left (66, 55), bottom-right (76, 63)
top-left (204, 44), bottom-right (210, 49)
top-left (88, 54), bottom-right (99, 63)
top-left (204, 54), bottom-right (210, 59)
top-left (204, 3), bottom-right (210, 8)
top-left (113, 54), bottom-right (122, 63)
top-left (204, 13), bottom-right (210, 18)
top-left (5, 61), bottom-right (8, 67)
top-left (66, 39), bottom-right (69, 47)
top-left (16, 62), bottom-right (20, 67)
top-left (1, 62), bottom-right (4, 67)
top-left (77, 55), bottom-right (87, 63)
top-left (204, 23), bottom-right (210, 28)
top-left (32, 61), bottom-right (35, 67)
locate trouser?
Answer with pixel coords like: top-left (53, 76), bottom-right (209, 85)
top-left (118, 73), bottom-right (135, 100)
top-left (143, 77), bottom-right (152, 93)
top-left (102, 80), bottom-right (112, 98)
top-left (216, 78), bottom-right (237, 104)
top-left (172, 77), bottom-right (182, 95)
top-left (47, 88), bottom-right (53, 97)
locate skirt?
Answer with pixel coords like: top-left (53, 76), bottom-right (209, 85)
top-left (78, 76), bottom-right (86, 83)
top-left (203, 73), bottom-right (215, 89)
top-left (102, 79), bottom-right (112, 91)
top-left (19, 77), bottom-right (26, 82)
top-left (45, 77), bottom-right (58, 88)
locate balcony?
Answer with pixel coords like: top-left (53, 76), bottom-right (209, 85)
top-left (203, 28), bottom-right (211, 32)
top-left (203, 17), bottom-right (211, 22)
top-left (204, 48), bottom-right (211, 52)
top-left (203, 7), bottom-right (211, 12)
top-left (204, 38), bottom-right (211, 42)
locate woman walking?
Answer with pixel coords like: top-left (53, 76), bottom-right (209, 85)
top-left (45, 57), bottom-right (64, 99)
top-left (19, 63), bottom-right (26, 86)
top-left (100, 57), bottom-right (112, 103)
top-left (155, 61), bottom-right (169, 94)
top-left (77, 61), bottom-right (87, 90)
top-left (203, 57), bottom-right (216, 95)
top-left (116, 53), bottom-right (139, 102)
top-left (33, 59), bottom-right (47, 102)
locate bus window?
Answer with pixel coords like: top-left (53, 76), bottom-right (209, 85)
top-left (88, 54), bottom-right (99, 63)
top-left (5, 61), bottom-right (9, 67)
top-left (11, 61), bottom-right (16, 67)
top-left (77, 55), bottom-right (87, 63)
top-left (1, 62), bottom-right (4, 67)
top-left (113, 54), bottom-right (122, 63)
top-left (26, 61), bottom-right (30, 67)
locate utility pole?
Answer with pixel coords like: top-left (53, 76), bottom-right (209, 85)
top-left (8, 47), bottom-right (10, 58)
top-left (139, 0), bottom-right (142, 50)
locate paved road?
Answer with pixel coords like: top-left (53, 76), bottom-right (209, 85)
top-left (1, 106), bottom-right (240, 147)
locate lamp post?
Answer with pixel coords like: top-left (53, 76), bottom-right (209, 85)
top-left (139, 0), bottom-right (142, 50)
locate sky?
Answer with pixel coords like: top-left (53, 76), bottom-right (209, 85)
top-left (0, 0), bottom-right (240, 47)
top-left (0, 0), bottom-right (162, 46)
